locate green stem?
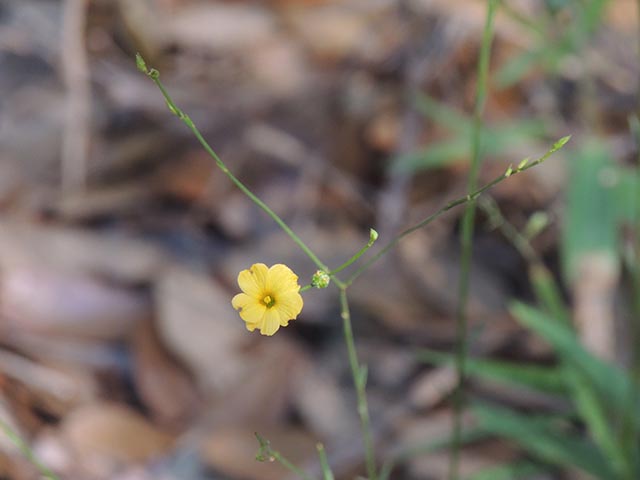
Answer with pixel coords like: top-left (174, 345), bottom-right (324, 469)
top-left (330, 275), bottom-right (347, 290)
top-left (479, 196), bottom-right (538, 264)
top-left (272, 452), bottom-right (313, 480)
top-left (339, 288), bottom-right (377, 480)
top-left (316, 443), bottom-right (335, 480)
top-left (255, 433), bottom-right (315, 480)
top-left (449, 2), bottom-right (498, 479)
top-left (478, 196), bottom-right (569, 323)
top-left (0, 417), bottom-right (60, 480)
top-left (139, 60), bottom-right (328, 273)
top-left (344, 136), bottom-right (567, 287)
top-left (330, 229), bottom-right (379, 275)
top-left (633, 0), bottom-right (640, 390)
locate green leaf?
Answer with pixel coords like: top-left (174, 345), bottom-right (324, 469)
top-left (561, 142), bottom-right (619, 284)
top-left (414, 94), bottom-right (471, 133)
top-left (495, 48), bottom-right (544, 88)
top-left (397, 94), bottom-right (548, 173)
top-left (379, 426), bottom-right (490, 480)
top-left (528, 264), bottom-right (570, 324)
top-left (564, 368), bottom-right (632, 478)
top-left (393, 140), bottom-right (469, 172)
top-left (417, 348), bottom-right (566, 394)
top-left (473, 403), bottom-right (616, 479)
top-left (393, 121), bottom-right (547, 173)
top-left (510, 303), bottom-right (635, 414)
top-left (613, 167), bottom-right (640, 225)
top-left (464, 459), bottom-right (549, 480)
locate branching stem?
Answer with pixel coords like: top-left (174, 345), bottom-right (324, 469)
top-left (137, 53), bottom-right (568, 480)
top-left (344, 136), bottom-right (567, 287)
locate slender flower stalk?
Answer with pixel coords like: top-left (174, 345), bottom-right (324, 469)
top-left (316, 443), bottom-right (335, 480)
top-left (330, 229), bottom-right (379, 275)
top-left (339, 288), bottom-right (377, 480)
top-left (449, 2), bottom-right (498, 478)
top-left (135, 55), bottom-right (328, 274)
top-left (344, 136), bottom-right (568, 287)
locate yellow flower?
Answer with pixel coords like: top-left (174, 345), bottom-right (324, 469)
top-left (231, 263), bottom-right (303, 336)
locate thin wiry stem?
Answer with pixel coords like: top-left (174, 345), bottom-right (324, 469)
top-left (339, 288), bottom-right (377, 480)
top-left (0, 417), bottom-right (60, 480)
top-left (255, 433), bottom-right (315, 480)
top-left (330, 229), bottom-right (378, 275)
top-left (316, 443), bottom-right (335, 480)
top-left (136, 56), bottom-right (328, 274)
top-left (449, 2), bottom-right (498, 479)
top-left (344, 135), bottom-right (568, 287)
top-left (136, 52), bottom-right (568, 480)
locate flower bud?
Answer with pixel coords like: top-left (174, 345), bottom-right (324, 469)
top-left (311, 270), bottom-right (331, 289)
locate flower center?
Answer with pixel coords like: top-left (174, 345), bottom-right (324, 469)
top-left (262, 294), bottom-right (275, 308)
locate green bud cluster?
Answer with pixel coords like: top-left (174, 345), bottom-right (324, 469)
top-left (311, 270), bottom-right (331, 289)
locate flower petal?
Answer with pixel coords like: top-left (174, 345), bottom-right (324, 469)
top-left (267, 264), bottom-right (300, 294)
top-left (275, 291), bottom-right (303, 321)
top-left (260, 308), bottom-right (281, 336)
top-left (233, 296), bottom-right (267, 326)
top-left (231, 293), bottom-right (252, 310)
top-left (237, 263), bottom-right (268, 297)
top-left (245, 322), bottom-right (259, 332)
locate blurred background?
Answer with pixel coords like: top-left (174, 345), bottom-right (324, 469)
top-left (0, 0), bottom-right (639, 479)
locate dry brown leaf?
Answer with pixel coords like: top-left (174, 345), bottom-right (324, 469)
top-left (167, 3), bottom-right (277, 52)
top-left (291, 363), bottom-right (357, 441)
top-left (201, 338), bottom-right (307, 429)
top-left (153, 150), bottom-right (217, 204)
top-left (61, 402), bottom-right (175, 473)
top-left (54, 182), bottom-right (153, 221)
top-left (154, 265), bottom-right (249, 393)
top-left (572, 252), bottom-right (619, 362)
top-left (0, 266), bottom-right (148, 340)
top-left (605, 0), bottom-right (638, 31)
top-left (0, 221), bottom-right (167, 283)
top-left (347, 259), bottom-right (449, 335)
top-left (282, 3), bottom-right (386, 62)
top-left (409, 366), bottom-right (457, 409)
top-left (0, 350), bottom-right (97, 415)
top-left (246, 35), bottom-right (309, 95)
top-left (131, 318), bottom-right (199, 427)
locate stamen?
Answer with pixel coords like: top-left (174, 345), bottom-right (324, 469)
top-left (263, 295), bottom-right (275, 308)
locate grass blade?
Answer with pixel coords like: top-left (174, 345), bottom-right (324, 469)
top-left (473, 403), bottom-right (615, 479)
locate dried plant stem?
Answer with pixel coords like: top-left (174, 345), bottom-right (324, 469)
top-left (61, 0), bottom-right (90, 191)
top-left (339, 288), bottom-right (376, 480)
top-left (449, 1), bottom-right (498, 479)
